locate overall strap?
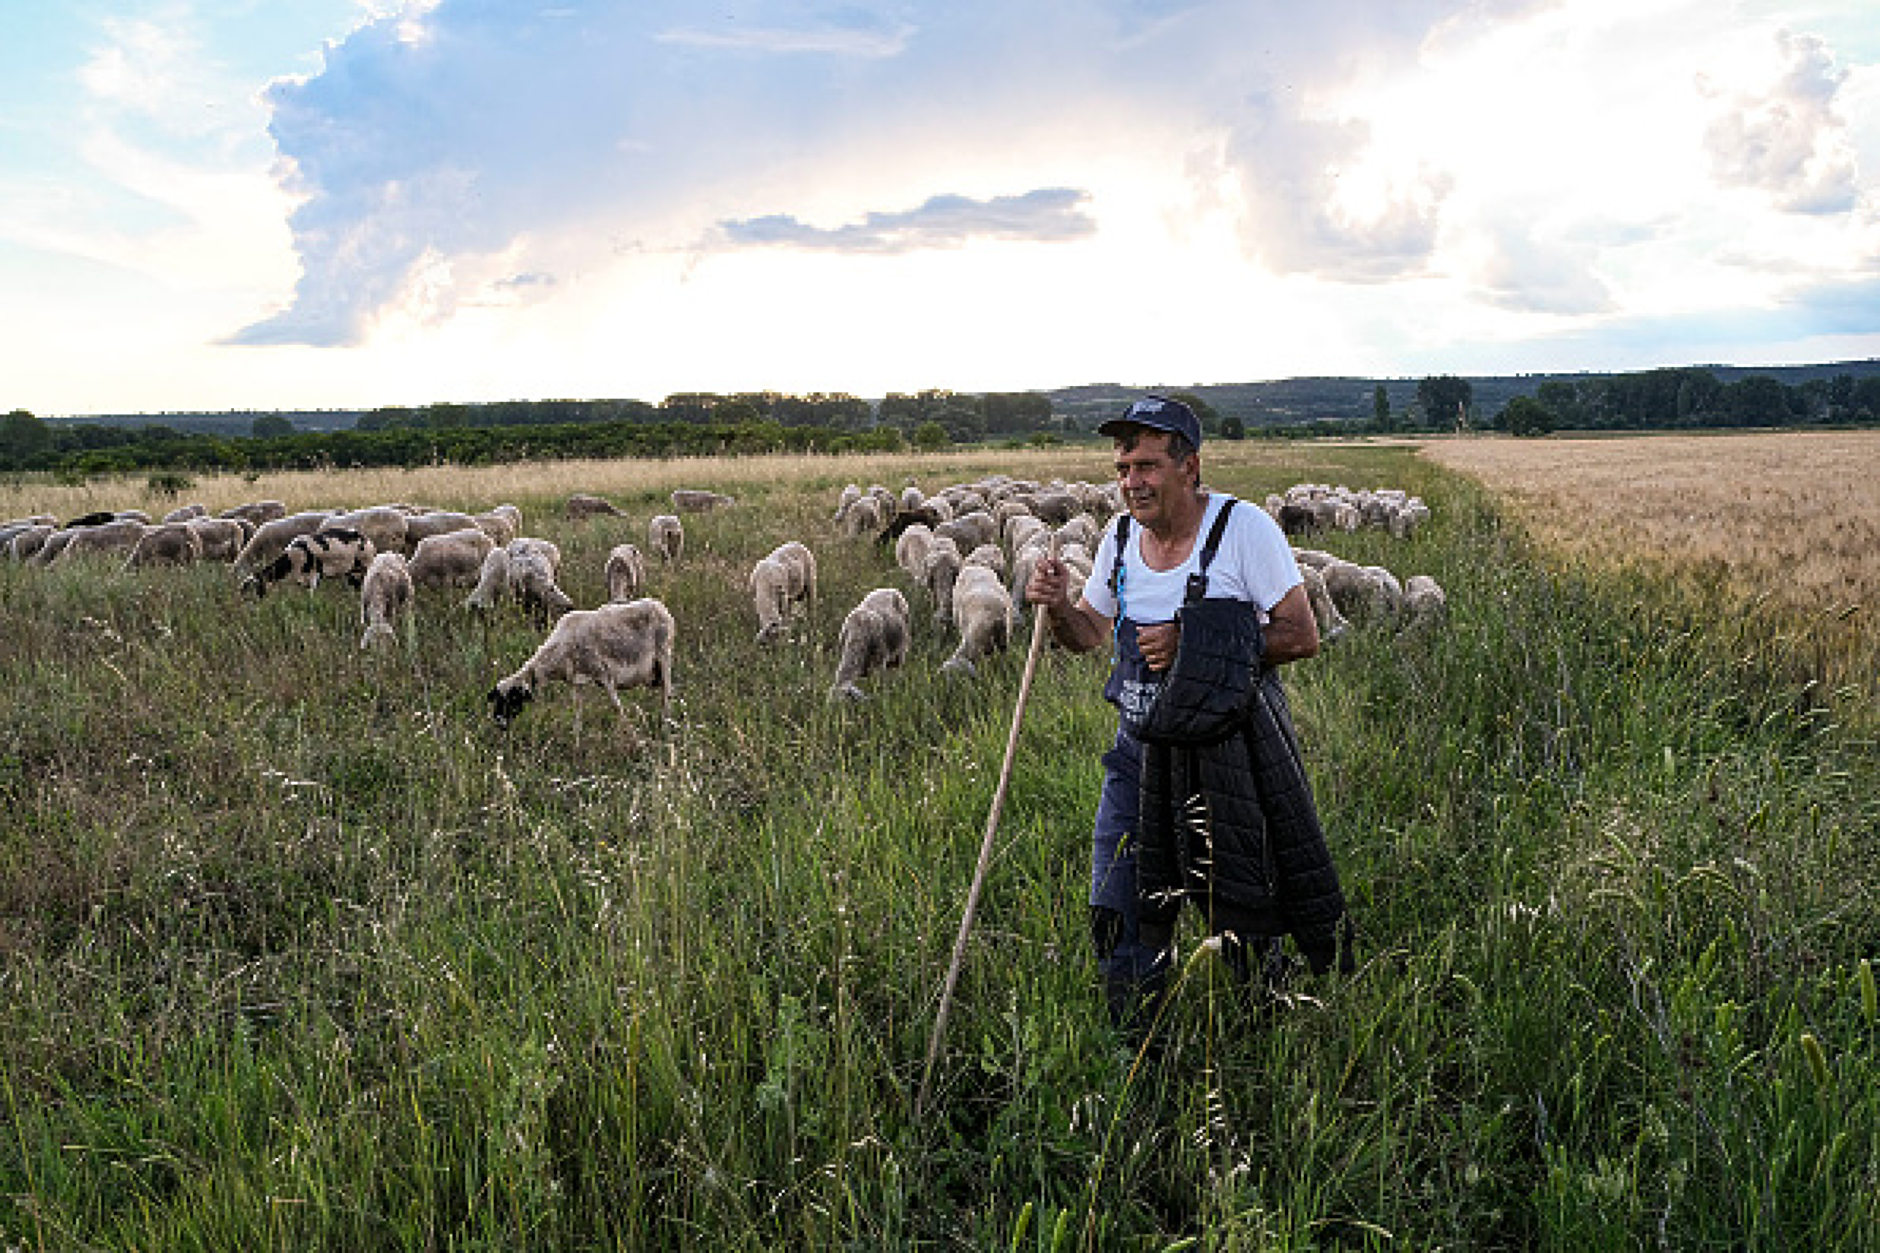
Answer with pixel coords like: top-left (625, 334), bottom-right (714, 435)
top-left (1184, 498), bottom-right (1238, 604)
top-left (1108, 514), bottom-right (1132, 607)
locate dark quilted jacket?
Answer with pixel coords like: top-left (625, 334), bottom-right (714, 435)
top-left (1136, 665), bottom-right (1351, 973)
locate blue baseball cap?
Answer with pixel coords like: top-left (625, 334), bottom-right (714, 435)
top-left (1098, 394), bottom-right (1202, 451)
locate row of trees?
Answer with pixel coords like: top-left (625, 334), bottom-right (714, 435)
top-left (1488, 368), bottom-right (1880, 436)
top-left (7, 366), bottom-right (1876, 473)
top-left (0, 411), bottom-right (906, 476)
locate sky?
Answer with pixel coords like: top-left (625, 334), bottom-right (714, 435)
top-left (2, 0), bottom-right (1877, 417)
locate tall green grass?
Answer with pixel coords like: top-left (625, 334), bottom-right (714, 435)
top-left (2, 447), bottom-right (1874, 1249)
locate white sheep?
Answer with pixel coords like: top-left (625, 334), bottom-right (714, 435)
top-left (829, 587), bottom-right (911, 702)
top-left (508, 537), bottom-right (573, 620)
top-left (1299, 564), bottom-right (1350, 644)
top-left (161, 503), bottom-right (208, 524)
top-left (1400, 574), bottom-right (1448, 635)
top-left (894, 523), bottom-right (935, 583)
top-left (922, 538), bottom-right (963, 628)
top-left (941, 563), bottom-right (1018, 677)
top-left (605, 543), bottom-right (647, 603)
top-left (648, 514), bottom-right (684, 563)
top-left (402, 510), bottom-right (481, 550)
top-left (54, 519), bottom-right (149, 563)
top-left (1320, 559), bottom-right (1405, 623)
top-left (749, 540), bottom-right (817, 644)
top-left (329, 505), bottom-right (411, 555)
top-left (408, 528), bottom-right (497, 590)
top-left (488, 598), bottom-right (676, 736)
top-left (464, 547), bottom-right (514, 613)
top-left (359, 551), bottom-right (414, 649)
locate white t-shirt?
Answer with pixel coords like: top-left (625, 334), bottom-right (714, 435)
top-left (1081, 493), bottom-right (1301, 625)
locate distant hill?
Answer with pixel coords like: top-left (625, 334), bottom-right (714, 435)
top-left (1050, 360), bottom-right (1880, 427)
top-left (49, 410), bottom-right (363, 435)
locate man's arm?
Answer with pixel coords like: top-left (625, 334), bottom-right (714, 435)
top-left (1262, 581), bottom-right (1319, 665)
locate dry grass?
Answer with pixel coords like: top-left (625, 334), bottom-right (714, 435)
top-left (0, 441), bottom-right (1340, 523)
top-left (1420, 430), bottom-right (1878, 702)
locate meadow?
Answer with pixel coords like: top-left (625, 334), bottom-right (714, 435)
top-left (2, 438), bottom-right (1875, 1250)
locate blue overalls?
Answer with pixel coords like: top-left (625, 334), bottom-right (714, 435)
top-left (1088, 500), bottom-right (1281, 1031)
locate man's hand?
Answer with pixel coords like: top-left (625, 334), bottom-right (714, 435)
top-left (1136, 621), bottom-right (1179, 671)
top-left (1025, 555), bottom-right (1109, 655)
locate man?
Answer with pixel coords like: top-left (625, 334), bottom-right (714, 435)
top-left (1025, 395), bottom-right (1351, 1042)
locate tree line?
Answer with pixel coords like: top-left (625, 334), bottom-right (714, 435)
top-left (6, 365), bottom-right (1876, 475)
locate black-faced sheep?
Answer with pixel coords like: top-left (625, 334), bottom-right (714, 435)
top-left (648, 514), bottom-right (683, 563)
top-left (359, 551), bottom-right (414, 649)
top-left (408, 528), bottom-right (497, 590)
top-left (488, 597), bottom-right (676, 735)
top-left (941, 563), bottom-right (1018, 677)
top-left (830, 587), bottom-right (910, 702)
top-left (750, 540), bottom-right (817, 644)
top-left (605, 543), bottom-right (647, 603)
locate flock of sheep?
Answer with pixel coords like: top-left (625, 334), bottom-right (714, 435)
top-left (0, 472), bottom-right (1445, 739)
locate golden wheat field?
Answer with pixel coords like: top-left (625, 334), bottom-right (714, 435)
top-left (1420, 429), bottom-right (1878, 701)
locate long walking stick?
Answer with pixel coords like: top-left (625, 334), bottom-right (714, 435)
top-left (916, 544), bottom-right (1057, 1118)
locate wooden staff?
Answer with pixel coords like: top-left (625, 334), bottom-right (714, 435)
top-left (917, 540), bottom-right (1058, 1118)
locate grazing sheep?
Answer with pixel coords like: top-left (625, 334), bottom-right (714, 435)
top-left (935, 509), bottom-right (996, 553)
top-left (1299, 564), bottom-right (1349, 644)
top-left (838, 494), bottom-right (886, 540)
top-left (488, 598), bottom-right (676, 734)
top-left (894, 523), bottom-right (935, 582)
top-left (922, 539), bottom-right (963, 628)
top-left (829, 587), bottom-right (911, 702)
top-left (124, 522), bottom-right (204, 570)
top-left (749, 541), bottom-right (817, 644)
top-left (941, 563), bottom-right (1018, 677)
top-left (220, 500), bottom-right (286, 528)
top-left (408, 528), bottom-right (497, 590)
top-left (245, 527), bottom-right (375, 595)
top-left (55, 519), bottom-right (149, 563)
top-left (832, 483), bottom-right (862, 520)
top-left (233, 510), bottom-right (335, 576)
top-left (5, 523), bottom-right (53, 561)
top-left (1320, 559), bottom-right (1405, 623)
top-left (671, 489), bottom-right (735, 512)
top-left (185, 516), bottom-right (252, 563)
top-left (605, 543), bottom-right (647, 603)
top-left (508, 537), bottom-right (573, 620)
top-left (1399, 574), bottom-right (1447, 635)
top-left (330, 506), bottom-right (411, 555)
top-left (565, 492), bottom-right (626, 522)
top-left (472, 508), bottom-right (518, 547)
top-left (1029, 490), bottom-right (1080, 526)
top-left (648, 514), bottom-right (683, 563)
top-left (162, 503), bottom-right (208, 524)
top-left (358, 552), bottom-right (414, 649)
top-left (962, 543), bottom-right (1007, 580)
top-left (1003, 512), bottom-right (1047, 557)
top-left (402, 510), bottom-right (480, 549)
top-left (464, 547), bottom-right (514, 612)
